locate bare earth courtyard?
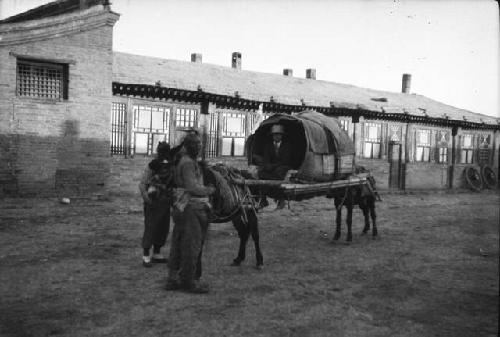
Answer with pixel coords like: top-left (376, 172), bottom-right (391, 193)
top-left (0, 191), bottom-right (498, 337)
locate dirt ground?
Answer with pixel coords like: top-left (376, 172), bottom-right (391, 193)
top-left (0, 191), bottom-right (498, 337)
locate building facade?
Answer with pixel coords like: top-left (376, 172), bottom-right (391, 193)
top-left (0, 2), bottom-right (119, 196)
top-left (1, 0), bottom-right (498, 197)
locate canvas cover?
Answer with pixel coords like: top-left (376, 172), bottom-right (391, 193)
top-left (258, 110), bottom-right (355, 157)
top-left (251, 110), bottom-right (356, 181)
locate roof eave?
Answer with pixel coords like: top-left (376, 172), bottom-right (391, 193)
top-left (112, 82), bottom-right (500, 131)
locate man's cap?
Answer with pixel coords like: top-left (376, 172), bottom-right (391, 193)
top-left (270, 124), bottom-right (285, 134)
top-left (157, 141), bottom-right (171, 155)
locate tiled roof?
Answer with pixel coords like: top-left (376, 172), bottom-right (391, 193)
top-left (113, 52), bottom-right (498, 127)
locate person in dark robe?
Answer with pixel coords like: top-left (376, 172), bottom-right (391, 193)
top-left (255, 124), bottom-right (293, 179)
top-left (138, 141), bottom-right (173, 267)
top-left (253, 124), bottom-right (294, 209)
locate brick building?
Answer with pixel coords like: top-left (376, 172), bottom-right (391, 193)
top-left (0, 1), bottom-right (119, 196)
top-left (1, 0), bottom-right (499, 197)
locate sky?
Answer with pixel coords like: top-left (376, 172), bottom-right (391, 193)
top-left (1, 0), bottom-right (498, 118)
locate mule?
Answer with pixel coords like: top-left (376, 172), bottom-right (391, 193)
top-left (329, 169), bottom-right (379, 242)
top-left (202, 164), bottom-right (264, 269)
top-left (228, 207), bottom-right (263, 269)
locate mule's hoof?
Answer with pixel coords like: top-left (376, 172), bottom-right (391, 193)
top-left (255, 264), bottom-right (264, 270)
top-left (230, 260), bottom-right (242, 267)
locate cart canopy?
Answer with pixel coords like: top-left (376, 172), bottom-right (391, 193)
top-left (248, 110), bottom-right (355, 182)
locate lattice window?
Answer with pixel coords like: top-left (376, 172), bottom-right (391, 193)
top-left (206, 112), bottom-right (219, 158)
top-left (363, 122), bottom-right (381, 159)
top-left (221, 112), bottom-right (246, 156)
top-left (478, 134), bottom-right (491, 165)
top-left (132, 105), bottom-right (170, 155)
top-left (461, 134), bottom-right (474, 164)
top-left (110, 103), bottom-right (127, 155)
top-left (17, 59), bottom-right (67, 99)
top-left (416, 129), bottom-right (431, 162)
top-left (438, 148), bottom-right (448, 163)
top-left (175, 108), bottom-right (197, 128)
top-left (437, 131), bottom-right (449, 163)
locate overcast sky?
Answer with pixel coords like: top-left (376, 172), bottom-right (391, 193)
top-left (1, 0), bottom-right (498, 118)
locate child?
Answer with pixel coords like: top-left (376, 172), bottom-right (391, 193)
top-left (138, 141), bottom-right (174, 267)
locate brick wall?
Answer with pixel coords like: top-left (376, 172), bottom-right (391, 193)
top-left (108, 156), bottom-right (248, 196)
top-left (405, 163), bottom-right (449, 190)
top-left (356, 158), bottom-right (390, 190)
top-left (451, 164), bottom-right (479, 190)
top-left (0, 10), bottom-right (118, 197)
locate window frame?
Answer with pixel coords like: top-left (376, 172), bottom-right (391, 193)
top-left (460, 134), bottom-right (474, 164)
top-left (438, 147), bottom-right (448, 164)
top-left (363, 122), bottom-right (382, 159)
top-left (339, 119), bottom-right (350, 133)
top-left (415, 129), bottom-right (432, 162)
top-left (220, 111), bottom-right (247, 157)
top-left (110, 102), bottom-right (127, 155)
top-left (16, 58), bottom-right (68, 100)
top-left (175, 108), bottom-right (198, 128)
top-left (436, 130), bottom-right (449, 164)
top-left (131, 104), bottom-right (171, 156)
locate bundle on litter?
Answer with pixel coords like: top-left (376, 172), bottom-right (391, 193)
top-left (203, 163), bottom-right (253, 223)
top-left (247, 110), bottom-right (355, 182)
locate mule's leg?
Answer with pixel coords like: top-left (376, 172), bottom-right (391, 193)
top-left (360, 201), bottom-right (370, 234)
top-left (369, 198), bottom-right (378, 237)
top-left (346, 204), bottom-right (353, 242)
top-left (333, 199), bottom-right (342, 241)
top-left (231, 214), bottom-right (249, 266)
top-left (247, 209), bottom-right (264, 268)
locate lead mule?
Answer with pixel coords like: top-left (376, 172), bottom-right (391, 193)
top-left (202, 163), bottom-right (264, 269)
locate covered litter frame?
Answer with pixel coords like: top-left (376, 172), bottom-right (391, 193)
top-left (248, 110), bottom-right (355, 182)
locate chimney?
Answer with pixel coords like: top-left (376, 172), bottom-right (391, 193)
top-left (283, 69), bottom-right (293, 77)
top-left (402, 73), bottom-right (412, 94)
top-left (231, 52), bottom-right (242, 70)
top-left (306, 68), bottom-right (316, 80)
top-left (191, 53), bottom-right (202, 63)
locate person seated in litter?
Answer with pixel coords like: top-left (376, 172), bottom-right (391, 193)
top-left (253, 124), bottom-right (293, 209)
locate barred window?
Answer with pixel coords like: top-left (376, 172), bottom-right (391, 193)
top-left (206, 112), bottom-right (219, 158)
top-left (438, 148), bottom-right (448, 163)
top-left (478, 134), bottom-right (491, 165)
top-left (437, 131), bottom-right (449, 164)
top-left (175, 108), bottom-right (197, 128)
top-left (17, 59), bottom-right (68, 99)
top-left (221, 112), bottom-right (246, 156)
top-left (363, 122), bottom-right (381, 159)
top-left (460, 134), bottom-right (474, 164)
top-left (111, 103), bottom-right (127, 155)
top-left (416, 129), bottom-right (431, 162)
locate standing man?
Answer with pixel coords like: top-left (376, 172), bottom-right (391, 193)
top-left (138, 142), bottom-right (173, 267)
top-left (166, 133), bottom-right (215, 293)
